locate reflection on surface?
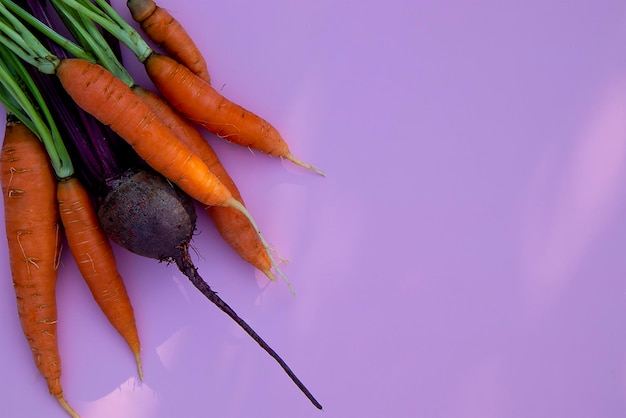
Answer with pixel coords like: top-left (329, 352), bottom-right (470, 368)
top-left (521, 78), bottom-right (626, 312)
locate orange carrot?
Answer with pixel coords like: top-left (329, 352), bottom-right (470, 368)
top-left (132, 85), bottom-right (275, 281)
top-left (55, 58), bottom-right (234, 209)
top-left (57, 176), bottom-right (143, 379)
top-left (127, 0), bottom-right (211, 84)
top-left (1, 119), bottom-right (78, 418)
top-left (143, 53), bottom-right (325, 176)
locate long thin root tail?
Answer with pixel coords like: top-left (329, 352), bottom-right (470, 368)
top-left (56, 395), bottom-right (80, 418)
top-left (173, 251), bottom-right (322, 410)
top-left (136, 353), bottom-right (144, 381)
top-left (285, 153), bottom-right (326, 176)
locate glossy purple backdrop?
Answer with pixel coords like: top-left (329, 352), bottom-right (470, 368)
top-left (1, 0), bottom-right (626, 417)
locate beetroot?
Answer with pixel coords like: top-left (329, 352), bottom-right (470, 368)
top-left (97, 168), bottom-right (323, 410)
top-left (98, 168), bottom-right (196, 260)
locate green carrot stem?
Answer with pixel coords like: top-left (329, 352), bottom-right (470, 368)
top-left (52, 0), bottom-right (152, 62)
top-left (0, 44), bottom-right (73, 178)
top-left (7, 52), bottom-right (73, 178)
top-left (50, 0), bottom-right (133, 86)
top-left (0, 1), bottom-right (48, 54)
top-left (0, 28), bottom-right (36, 68)
top-left (1, 0), bottom-right (92, 61)
top-left (0, 85), bottom-right (32, 131)
top-left (0, 1), bottom-right (58, 73)
top-left (0, 61), bottom-right (55, 164)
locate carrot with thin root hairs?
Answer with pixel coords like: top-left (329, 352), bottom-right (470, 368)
top-left (57, 176), bottom-right (143, 380)
top-left (144, 53), bottom-right (325, 176)
top-left (54, 58), bottom-right (291, 291)
top-left (132, 85), bottom-right (276, 281)
top-left (127, 0), bottom-right (211, 83)
top-left (56, 59), bottom-right (231, 206)
top-left (1, 119), bottom-right (79, 418)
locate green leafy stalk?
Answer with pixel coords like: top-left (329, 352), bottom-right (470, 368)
top-left (0, 78), bottom-right (34, 131)
top-left (0, 43), bottom-right (73, 178)
top-left (0, 3), bottom-right (57, 71)
top-left (51, 0), bottom-right (153, 62)
top-left (2, 0), bottom-right (92, 61)
top-left (50, 0), bottom-right (133, 85)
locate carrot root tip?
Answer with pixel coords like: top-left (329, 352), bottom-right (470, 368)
top-left (285, 153), bottom-right (326, 177)
top-left (275, 264), bottom-right (296, 297)
top-left (56, 396), bottom-right (80, 418)
top-left (263, 269), bottom-right (278, 282)
top-left (226, 197), bottom-right (295, 294)
top-left (136, 353), bottom-right (144, 381)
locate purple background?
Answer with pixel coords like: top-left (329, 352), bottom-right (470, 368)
top-left (1, 0), bottom-right (626, 417)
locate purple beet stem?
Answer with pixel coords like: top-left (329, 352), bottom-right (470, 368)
top-left (24, 0), bottom-right (133, 188)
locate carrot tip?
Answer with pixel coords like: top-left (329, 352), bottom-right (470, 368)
top-left (263, 269), bottom-right (278, 282)
top-left (285, 153), bottom-right (326, 177)
top-left (226, 197), bottom-right (295, 295)
top-left (275, 265), bottom-right (296, 296)
top-left (136, 353), bottom-right (144, 381)
top-left (57, 396), bottom-right (80, 418)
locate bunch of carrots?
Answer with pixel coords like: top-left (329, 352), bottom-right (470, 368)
top-left (0, 0), bottom-right (323, 416)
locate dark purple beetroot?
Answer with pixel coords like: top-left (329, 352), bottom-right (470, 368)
top-left (97, 168), bottom-right (322, 410)
top-left (97, 168), bottom-right (196, 260)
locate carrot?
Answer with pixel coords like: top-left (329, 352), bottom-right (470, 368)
top-left (55, 58), bottom-right (233, 208)
top-left (1, 119), bottom-right (78, 418)
top-left (132, 84), bottom-right (276, 281)
top-left (57, 176), bottom-right (143, 380)
top-left (127, 0), bottom-right (211, 83)
top-left (143, 53), bottom-right (325, 176)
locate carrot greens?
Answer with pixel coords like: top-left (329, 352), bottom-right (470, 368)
top-left (0, 42), bottom-right (73, 178)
